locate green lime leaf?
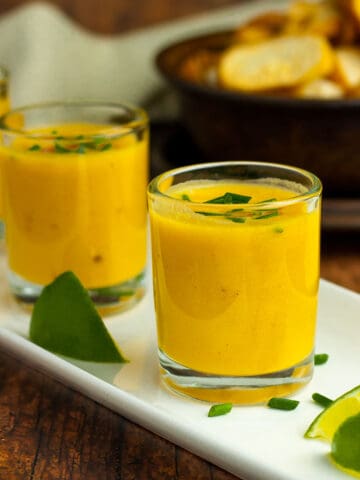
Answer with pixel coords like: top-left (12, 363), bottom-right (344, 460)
top-left (331, 412), bottom-right (360, 474)
top-left (29, 271), bottom-right (128, 363)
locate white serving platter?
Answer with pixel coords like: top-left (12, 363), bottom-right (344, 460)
top-left (0, 250), bottom-right (359, 480)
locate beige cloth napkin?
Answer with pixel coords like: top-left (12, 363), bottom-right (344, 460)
top-left (0, 0), bottom-right (288, 119)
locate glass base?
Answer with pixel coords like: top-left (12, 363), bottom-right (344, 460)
top-left (159, 350), bottom-right (313, 404)
top-left (8, 270), bottom-right (146, 316)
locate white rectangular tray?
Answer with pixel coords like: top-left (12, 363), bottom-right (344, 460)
top-left (0, 252), bottom-right (358, 480)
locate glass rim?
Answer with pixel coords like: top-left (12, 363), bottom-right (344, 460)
top-left (148, 161), bottom-right (322, 209)
top-left (0, 100), bottom-right (148, 140)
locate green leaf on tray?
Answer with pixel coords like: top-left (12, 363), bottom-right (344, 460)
top-left (29, 271), bottom-right (128, 363)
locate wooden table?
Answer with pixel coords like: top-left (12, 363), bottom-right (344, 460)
top-left (0, 1), bottom-right (359, 479)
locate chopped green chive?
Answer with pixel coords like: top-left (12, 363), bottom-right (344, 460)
top-left (274, 226), bottom-right (284, 233)
top-left (314, 353), bottom-right (329, 366)
top-left (55, 142), bottom-right (71, 153)
top-left (93, 135), bottom-right (107, 145)
top-left (256, 198), bottom-right (277, 203)
top-left (195, 211), bottom-right (225, 216)
top-left (75, 135), bottom-right (85, 140)
top-left (181, 194), bottom-right (191, 201)
top-left (208, 403), bottom-right (233, 417)
top-left (267, 398), bottom-right (299, 411)
top-left (229, 217), bottom-right (246, 223)
top-left (29, 144), bottom-right (41, 151)
top-left (51, 130), bottom-right (58, 135)
top-left (205, 192), bottom-right (252, 204)
top-left (254, 211), bottom-right (279, 220)
top-left (75, 144), bottom-right (86, 154)
top-left (56, 136), bottom-right (64, 140)
top-left (312, 392), bottom-right (333, 408)
top-left (100, 143), bottom-right (112, 151)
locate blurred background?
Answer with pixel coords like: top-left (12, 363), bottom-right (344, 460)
top-left (0, 0), bottom-right (241, 34)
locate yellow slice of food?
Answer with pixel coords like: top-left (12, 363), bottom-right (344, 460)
top-left (285, 0), bottom-right (342, 40)
top-left (233, 12), bottom-right (287, 44)
top-left (305, 385), bottom-right (360, 442)
top-left (219, 35), bottom-right (334, 92)
top-left (294, 78), bottom-right (344, 98)
top-left (334, 47), bottom-right (360, 90)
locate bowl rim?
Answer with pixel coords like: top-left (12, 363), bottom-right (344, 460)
top-left (155, 29), bottom-right (360, 110)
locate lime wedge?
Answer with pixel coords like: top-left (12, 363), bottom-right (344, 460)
top-left (305, 385), bottom-right (360, 441)
top-left (29, 271), bottom-right (128, 363)
top-left (331, 413), bottom-right (360, 477)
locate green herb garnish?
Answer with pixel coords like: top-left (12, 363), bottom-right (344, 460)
top-left (274, 226), bottom-right (284, 233)
top-left (205, 192), bottom-right (252, 204)
top-left (208, 403), bottom-right (233, 417)
top-left (229, 217), bottom-right (246, 223)
top-left (267, 398), bottom-right (299, 411)
top-left (312, 392), bottom-right (333, 408)
top-left (254, 211), bottom-right (279, 220)
top-left (195, 211), bottom-right (226, 216)
top-left (100, 143), bottom-right (112, 151)
top-left (75, 135), bottom-right (85, 140)
top-left (314, 353), bottom-right (329, 366)
top-left (256, 197), bottom-right (277, 203)
top-left (181, 194), bottom-right (191, 201)
top-left (55, 142), bottom-right (71, 154)
top-left (75, 144), bottom-right (86, 154)
top-left (29, 144), bottom-right (41, 151)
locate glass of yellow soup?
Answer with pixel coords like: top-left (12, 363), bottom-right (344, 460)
top-left (148, 161), bottom-right (322, 404)
top-left (0, 65), bottom-right (10, 242)
top-left (0, 102), bottom-right (148, 313)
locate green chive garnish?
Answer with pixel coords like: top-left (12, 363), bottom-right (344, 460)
top-left (257, 198), bottom-right (277, 203)
top-left (93, 136), bottom-right (107, 145)
top-left (181, 194), bottom-right (191, 201)
top-left (254, 211), bottom-right (279, 220)
top-left (55, 143), bottom-right (71, 153)
top-left (75, 144), bottom-right (86, 154)
top-left (208, 403), bottom-right (233, 417)
top-left (267, 398), bottom-right (299, 411)
top-left (195, 211), bottom-right (225, 216)
top-left (205, 192), bottom-right (252, 204)
top-left (229, 217), bottom-right (246, 223)
top-left (274, 226), bottom-right (284, 233)
top-left (51, 130), bottom-right (58, 135)
top-left (314, 353), bottom-right (329, 366)
top-left (100, 143), bottom-right (112, 151)
top-left (29, 144), bottom-right (41, 151)
top-left (312, 392), bottom-right (333, 408)
top-left (75, 135), bottom-right (85, 140)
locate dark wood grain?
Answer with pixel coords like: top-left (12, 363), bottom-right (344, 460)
top-left (0, 0), bottom-right (240, 34)
top-left (0, 1), bottom-right (359, 479)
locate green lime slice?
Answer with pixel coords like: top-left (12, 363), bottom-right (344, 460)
top-left (331, 412), bottom-right (360, 477)
top-left (29, 271), bottom-right (128, 363)
top-left (305, 385), bottom-right (360, 441)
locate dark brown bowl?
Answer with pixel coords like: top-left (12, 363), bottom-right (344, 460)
top-left (156, 30), bottom-right (360, 197)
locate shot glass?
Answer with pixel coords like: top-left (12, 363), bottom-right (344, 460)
top-left (0, 65), bottom-right (10, 241)
top-left (148, 161), bottom-right (322, 404)
top-left (0, 101), bottom-right (148, 313)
